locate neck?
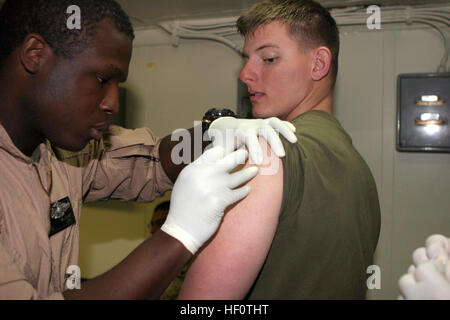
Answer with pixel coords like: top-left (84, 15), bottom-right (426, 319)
top-left (286, 82), bottom-right (334, 122)
top-left (0, 69), bottom-right (44, 157)
top-left (311, 94), bottom-right (334, 114)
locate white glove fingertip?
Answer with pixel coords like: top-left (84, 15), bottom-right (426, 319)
top-left (227, 167), bottom-right (258, 190)
top-left (425, 234), bottom-right (448, 246)
top-left (246, 138), bottom-right (263, 165)
top-left (427, 244), bottom-right (448, 265)
top-left (254, 154), bottom-right (263, 165)
top-left (271, 143), bottom-right (286, 158)
top-left (269, 118), bottom-right (297, 144)
top-left (426, 234), bottom-right (450, 253)
top-left (240, 166), bottom-right (259, 183)
top-left (230, 185), bottom-right (252, 203)
top-left (236, 148), bottom-right (249, 164)
top-left (197, 145), bottom-right (225, 165)
top-left (398, 273), bottom-right (416, 299)
top-left (399, 273), bottom-right (416, 288)
top-left (286, 132), bottom-right (298, 143)
top-left (286, 121), bottom-right (296, 132)
top-left (220, 149), bottom-right (249, 172)
top-left (413, 247), bottom-right (429, 266)
top-left (257, 126), bottom-right (286, 159)
top-left (209, 116), bottom-right (233, 130)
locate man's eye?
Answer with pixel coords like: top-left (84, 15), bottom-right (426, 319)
top-left (96, 75), bottom-right (109, 85)
top-left (264, 57), bottom-right (278, 63)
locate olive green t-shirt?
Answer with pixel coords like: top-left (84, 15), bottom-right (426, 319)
top-left (247, 110), bottom-right (381, 300)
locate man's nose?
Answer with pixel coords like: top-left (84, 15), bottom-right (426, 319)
top-left (240, 61), bottom-right (257, 85)
top-left (100, 85), bottom-right (119, 115)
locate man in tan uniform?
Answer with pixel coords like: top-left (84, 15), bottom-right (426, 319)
top-left (0, 0), bottom-right (297, 299)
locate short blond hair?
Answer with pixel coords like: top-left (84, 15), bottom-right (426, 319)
top-left (237, 0), bottom-right (340, 83)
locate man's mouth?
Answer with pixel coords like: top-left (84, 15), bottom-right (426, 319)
top-left (249, 91), bottom-right (265, 102)
top-left (89, 123), bottom-right (109, 140)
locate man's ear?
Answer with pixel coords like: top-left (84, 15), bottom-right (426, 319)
top-left (19, 34), bottom-right (49, 74)
top-left (311, 47), bottom-right (332, 81)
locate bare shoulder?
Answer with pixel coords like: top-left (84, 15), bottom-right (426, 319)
top-left (178, 138), bottom-right (284, 299)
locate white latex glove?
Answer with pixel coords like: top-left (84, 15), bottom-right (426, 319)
top-left (407, 235), bottom-right (450, 276)
top-left (208, 117), bottom-right (297, 165)
top-left (160, 146), bottom-right (258, 254)
top-left (398, 234), bottom-right (450, 299)
top-left (398, 260), bottom-right (450, 300)
top-left (425, 234), bottom-right (450, 265)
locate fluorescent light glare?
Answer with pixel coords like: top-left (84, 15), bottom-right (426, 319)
top-left (420, 95), bottom-right (439, 102)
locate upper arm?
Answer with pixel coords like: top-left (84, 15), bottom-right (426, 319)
top-left (178, 138), bottom-right (284, 299)
top-left (82, 126), bottom-right (173, 202)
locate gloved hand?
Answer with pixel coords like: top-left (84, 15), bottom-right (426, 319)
top-left (160, 146), bottom-right (258, 254)
top-left (208, 117), bottom-right (297, 165)
top-left (398, 259), bottom-right (450, 300)
top-left (425, 234), bottom-right (450, 266)
top-left (398, 234), bottom-right (450, 299)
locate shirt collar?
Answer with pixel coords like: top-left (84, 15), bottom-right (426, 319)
top-left (0, 122), bottom-right (50, 165)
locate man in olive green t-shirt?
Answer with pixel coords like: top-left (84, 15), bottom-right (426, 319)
top-left (178, 0), bottom-right (381, 300)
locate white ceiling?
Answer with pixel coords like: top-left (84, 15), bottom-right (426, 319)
top-left (115, 0), bottom-right (450, 27)
top-left (0, 0), bottom-right (448, 28)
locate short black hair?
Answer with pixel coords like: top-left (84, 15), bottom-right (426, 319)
top-left (0, 0), bottom-right (134, 64)
top-left (237, 0), bottom-right (339, 83)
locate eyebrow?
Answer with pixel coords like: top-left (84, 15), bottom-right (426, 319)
top-left (242, 43), bottom-right (280, 58)
top-left (106, 64), bottom-right (127, 82)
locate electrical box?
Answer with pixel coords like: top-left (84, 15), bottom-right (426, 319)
top-left (396, 73), bottom-right (450, 152)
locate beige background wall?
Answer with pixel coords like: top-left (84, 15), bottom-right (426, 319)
top-left (79, 18), bottom-right (450, 300)
top-left (335, 25), bottom-right (450, 299)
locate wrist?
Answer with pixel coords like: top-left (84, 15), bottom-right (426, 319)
top-left (202, 107), bottom-right (236, 132)
top-left (160, 222), bottom-right (201, 255)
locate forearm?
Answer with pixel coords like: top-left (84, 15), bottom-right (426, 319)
top-left (63, 230), bottom-right (192, 300)
top-left (159, 124), bottom-right (211, 183)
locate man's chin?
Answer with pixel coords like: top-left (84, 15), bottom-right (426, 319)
top-left (252, 104), bottom-right (287, 120)
top-left (51, 138), bottom-right (91, 152)
top-left (252, 108), bottom-right (272, 119)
